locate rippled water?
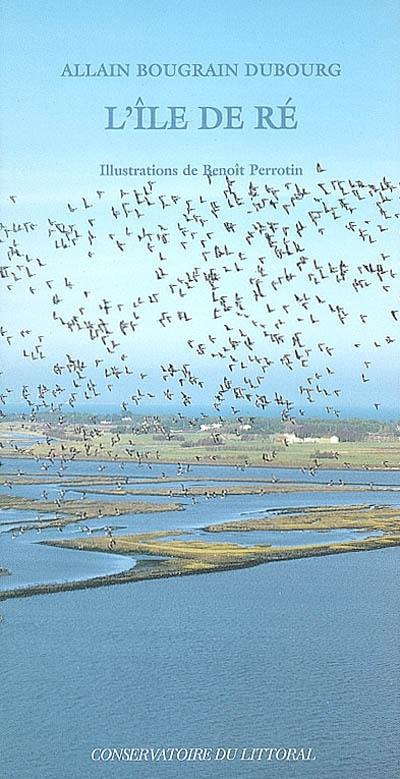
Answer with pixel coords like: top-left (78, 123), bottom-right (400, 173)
top-left (1, 460), bottom-right (399, 778)
top-left (0, 533), bottom-right (134, 590)
top-left (3, 455), bottom-right (400, 484)
top-left (1, 460), bottom-right (399, 587)
top-left (1, 550), bottom-right (399, 779)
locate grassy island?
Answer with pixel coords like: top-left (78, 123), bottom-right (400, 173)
top-left (1, 505), bottom-right (399, 602)
top-left (203, 504), bottom-right (400, 533)
top-left (66, 482), bottom-right (395, 498)
top-left (0, 494), bottom-right (182, 534)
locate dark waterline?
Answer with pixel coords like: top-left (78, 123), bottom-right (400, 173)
top-left (3, 456), bottom-right (400, 484)
top-left (2, 549), bottom-right (399, 779)
top-left (1, 459), bottom-right (399, 778)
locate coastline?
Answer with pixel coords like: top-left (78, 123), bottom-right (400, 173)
top-left (1, 516), bottom-right (399, 602)
top-left (1, 450), bottom-right (399, 471)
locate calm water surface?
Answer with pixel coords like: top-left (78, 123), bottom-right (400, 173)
top-left (1, 550), bottom-right (399, 779)
top-left (1, 460), bottom-right (399, 778)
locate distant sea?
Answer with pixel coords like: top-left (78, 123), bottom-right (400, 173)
top-left (3, 402), bottom-right (400, 420)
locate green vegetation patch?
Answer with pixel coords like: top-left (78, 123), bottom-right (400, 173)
top-left (203, 504), bottom-right (400, 533)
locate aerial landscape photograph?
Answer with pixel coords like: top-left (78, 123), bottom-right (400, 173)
top-left (1, 1), bottom-right (399, 777)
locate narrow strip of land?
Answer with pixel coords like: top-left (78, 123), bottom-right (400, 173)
top-left (1, 506), bottom-right (399, 602)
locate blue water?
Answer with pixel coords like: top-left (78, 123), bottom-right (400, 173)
top-left (1, 550), bottom-right (399, 779)
top-left (0, 533), bottom-right (134, 591)
top-left (2, 456), bottom-right (400, 486)
top-left (1, 458), bottom-right (400, 587)
top-left (1, 459), bottom-right (399, 778)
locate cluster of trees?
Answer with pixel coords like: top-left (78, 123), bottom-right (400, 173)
top-left (5, 412), bottom-right (400, 443)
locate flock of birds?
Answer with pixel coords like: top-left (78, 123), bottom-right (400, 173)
top-left (0, 168), bottom-right (399, 447)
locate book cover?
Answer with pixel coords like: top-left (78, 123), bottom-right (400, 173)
top-left (1, 2), bottom-right (399, 778)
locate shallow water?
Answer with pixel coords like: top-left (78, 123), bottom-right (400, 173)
top-left (0, 532), bottom-right (134, 591)
top-left (1, 459), bottom-right (399, 778)
top-left (1, 459), bottom-right (399, 591)
top-left (3, 455), bottom-right (400, 485)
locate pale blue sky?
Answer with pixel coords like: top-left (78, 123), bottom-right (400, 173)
top-left (1, 0), bottom-right (399, 198)
top-left (0, 0), bottom-right (399, 415)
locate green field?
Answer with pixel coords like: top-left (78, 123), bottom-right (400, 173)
top-left (1, 419), bottom-right (400, 470)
